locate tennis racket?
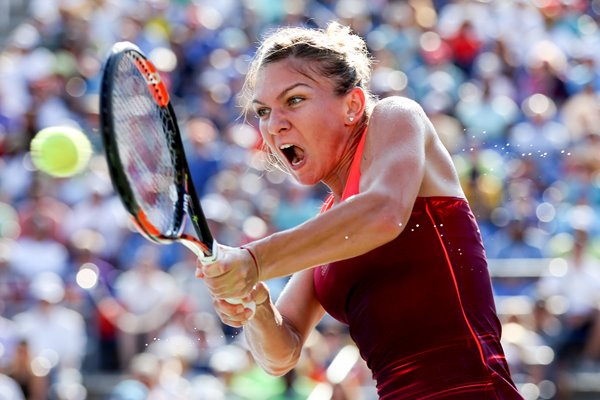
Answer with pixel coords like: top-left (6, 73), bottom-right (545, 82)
top-left (99, 41), bottom-right (255, 314)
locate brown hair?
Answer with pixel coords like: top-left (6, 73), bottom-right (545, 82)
top-left (241, 22), bottom-right (377, 171)
top-left (241, 21), bottom-right (376, 118)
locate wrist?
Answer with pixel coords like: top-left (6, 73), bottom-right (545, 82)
top-left (242, 245), bottom-right (261, 282)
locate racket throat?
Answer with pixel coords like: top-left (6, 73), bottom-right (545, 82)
top-left (180, 234), bottom-right (216, 263)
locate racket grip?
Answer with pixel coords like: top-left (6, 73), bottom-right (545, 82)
top-left (198, 242), bottom-right (256, 318)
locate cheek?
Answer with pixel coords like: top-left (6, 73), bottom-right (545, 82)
top-left (258, 132), bottom-right (288, 168)
top-left (258, 124), bottom-right (272, 146)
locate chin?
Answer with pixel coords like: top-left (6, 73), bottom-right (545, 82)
top-left (290, 173), bottom-right (319, 187)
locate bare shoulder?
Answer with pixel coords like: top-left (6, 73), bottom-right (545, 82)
top-left (372, 96), bottom-right (426, 117)
top-left (369, 96), bottom-right (432, 145)
top-left (369, 96), bottom-right (428, 132)
top-left (365, 96), bottom-right (463, 198)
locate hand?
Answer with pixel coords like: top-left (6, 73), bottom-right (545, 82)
top-left (196, 244), bottom-right (260, 300)
top-left (212, 282), bottom-right (270, 327)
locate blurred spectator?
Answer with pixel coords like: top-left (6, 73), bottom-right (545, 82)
top-left (12, 272), bottom-right (87, 371)
top-left (536, 229), bottom-right (600, 396)
top-left (67, 228), bottom-right (121, 371)
top-left (0, 240), bottom-right (28, 317)
top-left (1, 0), bottom-right (600, 397)
top-left (153, 307), bottom-right (226, 375)
top-left (519, 56), bottom-right (569, 106)
top-left (0, 373), bottom-right (25, 400)
top-left (0, 305), bottom-right (19, 369)
top-left (109, 351), bottom-right (160, 400)
top-left (16, 179), bottom-right (70, 243)
top-left (499, 311), bottom-right (556, 398)
top-left (454, 77), bottom-right (519, 147)
top-left (271, 182), bottom-right (321, 232)
top-left (495, 219), bottom-right (544, 260)
top-left (185, 117), bottom-right (223, 198)
top-left (169, 249), bottom-right (217, 316)
top-left (207, 342), bottom-right (290, 399)
top-left (9, 216), bottom-right (69, 280)
top-left (561, 83), bottom-right (600, 141)
top-left (3, 339), bottom-right (48, 400)
top-left (444, 20), bottom-right (482, 75)
top-left (62, 178), bottom-right (129, 260)
top-left (113, 245), bottom-right (182, 368)
top-left (491, 219), bottom-right (545, 298)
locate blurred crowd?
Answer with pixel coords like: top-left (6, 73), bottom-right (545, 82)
top-left (1, 0), bottom-right (600, 399)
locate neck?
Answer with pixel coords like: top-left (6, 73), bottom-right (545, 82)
top-left (322, 124), bottom-right (366, 202)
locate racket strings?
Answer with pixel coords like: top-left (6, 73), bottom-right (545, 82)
top-left (111, 53), bottom-right (180, 236)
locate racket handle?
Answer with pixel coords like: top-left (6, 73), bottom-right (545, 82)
top-left (188, 240), bottom-right (256, 317)
top-left (210, 244), bottom-right (257, 316)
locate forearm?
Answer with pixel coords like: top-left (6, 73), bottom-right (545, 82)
top-left (243, 301), bottom-right (303, 375)
top-left (253, 191), bottom-right (408, 281)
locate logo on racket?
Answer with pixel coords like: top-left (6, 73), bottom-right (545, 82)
top-left (131, 54), bottom-right (170, 107)
top-left (145, 72), bottom-right (161, 85)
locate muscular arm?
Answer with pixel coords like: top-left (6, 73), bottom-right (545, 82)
top-left (253, 97), bottom-right (428, 281)
top-left (205, 97), bottom-right (440, 372)
top-left (241, 270), bottom-right (325, 375)
top-left (202, 97), bottom-right (460, 298)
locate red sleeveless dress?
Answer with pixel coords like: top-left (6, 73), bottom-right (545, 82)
top-left (313, 132), bottom-right (522, 399)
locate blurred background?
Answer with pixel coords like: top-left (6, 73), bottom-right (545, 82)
top-left (1, 0), bottom-right (600, 399)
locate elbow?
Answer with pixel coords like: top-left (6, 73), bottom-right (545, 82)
top-left (262, 364), bottom-right (294, 377)
top-left (256, 351), bottom-right (300, 377)
top-left (364, 192), bottom-right (406, 242)
top-left (376, 207), bottom-right (405, 242)
top-left (249, 325), bottom-right (303, 377)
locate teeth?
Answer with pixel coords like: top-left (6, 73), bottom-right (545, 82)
top-left (279, 143), bottom-right (303, 167)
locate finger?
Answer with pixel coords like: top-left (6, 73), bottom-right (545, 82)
top-left (202, 261), bottom-right (226, 278)
top-left (214, 298), bottom-right (246, 314)
top-left (219, 317), bottom-right (243, 328)
top-left (222, 309), bottom-right (254, 325)
top-left (216, 298), bottom-right (255, 321)
top-left (251, 282), bottom-right (270, 305)
top-left (205, 277), bottom-right (251, 300)
top-left (203, 277), bottom-right (230, 299)
top-left (220, 275), bottom-right (260, 299)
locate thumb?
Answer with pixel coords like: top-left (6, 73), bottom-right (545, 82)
top-left (195, 257), bottom-right (210, 278)
top-left (251, 282), bottom-right (270, 305)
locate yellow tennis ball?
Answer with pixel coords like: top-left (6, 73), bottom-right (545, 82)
top-left (30, 126), bottom-right (92, 178)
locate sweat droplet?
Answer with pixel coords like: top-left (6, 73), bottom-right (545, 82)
top-left (344, 236), bottom-right (349, 240)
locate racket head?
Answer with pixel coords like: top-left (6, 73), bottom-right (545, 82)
top-left (99, 41), bottom-right (213, 255)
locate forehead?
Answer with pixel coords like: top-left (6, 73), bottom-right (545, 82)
top-left (253, 59), bottom-right (332, 100)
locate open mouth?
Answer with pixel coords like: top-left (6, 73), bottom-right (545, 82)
top-left (280, 144), bottom-right (305, 167)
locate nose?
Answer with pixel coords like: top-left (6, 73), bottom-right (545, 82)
top-left (266, 109), bottom-right (290, 136)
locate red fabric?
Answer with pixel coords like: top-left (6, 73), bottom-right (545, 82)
top-left (446, 33), bottom-right (481, 65)
top-left (313, 134), bottom-right (522, 399)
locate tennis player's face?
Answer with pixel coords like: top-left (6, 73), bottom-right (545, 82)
top-left (252, 59), bottom-right (352, 187)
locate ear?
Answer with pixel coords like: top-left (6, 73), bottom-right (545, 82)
top-left (344, 87), bottom-right (366, 125)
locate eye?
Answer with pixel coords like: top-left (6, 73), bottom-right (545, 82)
top-left (287, 96), bottom-right (304, 106)
top-left (254, 107), bottom-right (270, 119)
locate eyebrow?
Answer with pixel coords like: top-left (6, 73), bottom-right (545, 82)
top-left (252, 82), bottom-right (312, 106)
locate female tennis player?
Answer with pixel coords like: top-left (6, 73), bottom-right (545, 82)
top-left (198, 22), bottom-right (524, 399)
